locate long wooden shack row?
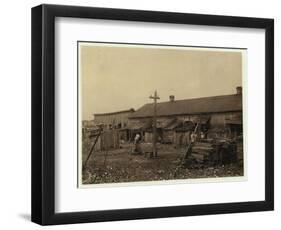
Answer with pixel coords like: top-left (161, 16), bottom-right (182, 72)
top-left (128, 87), bottom-right (243, 145)
top-left (83, 87), bottom-right (243, 147)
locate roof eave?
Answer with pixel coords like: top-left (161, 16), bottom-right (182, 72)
top-left (129, 109), bottom-right (242, 119)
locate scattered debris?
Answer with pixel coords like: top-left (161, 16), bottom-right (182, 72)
top-left (82, 141), bottom-right (243, 184)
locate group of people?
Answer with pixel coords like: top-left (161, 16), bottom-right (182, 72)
top-left (191, 131), bottom-right (205, 143)
top-left (132, 131), bottom-right (205, 154)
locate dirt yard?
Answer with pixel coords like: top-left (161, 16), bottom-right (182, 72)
top-left (82, 139), bottom-right (243, 185)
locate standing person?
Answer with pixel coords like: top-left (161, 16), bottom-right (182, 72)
top-left (200, 131), bottom-right (205, 140)
top-left (190, 132), bottom-right (197, 144)
top-left (134, 133), bottom-right (142, 154)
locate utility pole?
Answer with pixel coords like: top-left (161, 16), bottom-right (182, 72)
top-left (149, 90), bottom-right (160, 158)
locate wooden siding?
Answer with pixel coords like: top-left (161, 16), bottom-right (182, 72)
top-left (94, 111), bottom-right (133, 129)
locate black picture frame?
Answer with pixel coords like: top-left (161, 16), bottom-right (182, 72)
top-left (31, 4), bottom-right (274, 225)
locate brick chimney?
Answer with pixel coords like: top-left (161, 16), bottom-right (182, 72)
top-left (236, 86), bottom-right (242, 95)
top-left (169, 95), bottom-right (175, 102)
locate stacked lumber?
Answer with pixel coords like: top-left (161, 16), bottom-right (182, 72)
top-left (190, 142), bottom-right (214, 163)
top-left (187, 139), bottom-right (239, 165)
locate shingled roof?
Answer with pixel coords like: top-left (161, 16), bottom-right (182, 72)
top-left (129, 94), bottom-right (242, 118)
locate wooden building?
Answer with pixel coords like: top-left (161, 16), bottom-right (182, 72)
top-left (93, 108), bottom-right (135, 129)
top-left (93, 108), bottom-right (135, 141)
top-left (129, 87), bottom-right (243, 145)
top-left (82, 119), bottom-right (96, 138)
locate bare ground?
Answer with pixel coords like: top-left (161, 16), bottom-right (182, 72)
top-left (82, 140), bottom-right (243, 185)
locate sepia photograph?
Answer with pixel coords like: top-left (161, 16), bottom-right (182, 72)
top-left (78, 42), bottom-right (246, 186)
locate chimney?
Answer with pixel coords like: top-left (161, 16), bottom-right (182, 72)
top-left (169, 95), bottom-right (175, 102)
top-left (236, 86), bottom-right (242, 95)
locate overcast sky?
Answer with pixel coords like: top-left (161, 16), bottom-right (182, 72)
top-left (80, 43), bottom-right (243, 120)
